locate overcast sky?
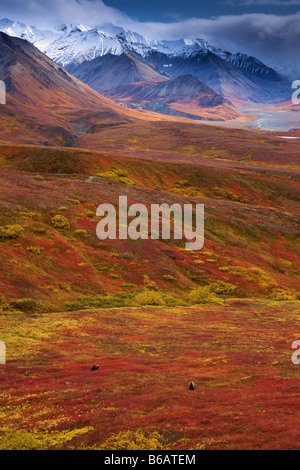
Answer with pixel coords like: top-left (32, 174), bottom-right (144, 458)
top-left (1, 0), bottom-right (300, 78)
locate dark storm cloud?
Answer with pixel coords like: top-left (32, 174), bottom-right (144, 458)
top-left (141, 12), bottom-right (300, 77)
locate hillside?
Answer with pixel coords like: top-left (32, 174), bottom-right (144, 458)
top-left (0, 144), bottom-right (299, 311)
top-left (0, 32), bottom-right (140, 147)
top-left (108, 74), bottom-right (241, 121)
top-left (66, 52), bottom-right (169, 93)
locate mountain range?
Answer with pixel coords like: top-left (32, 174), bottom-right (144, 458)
top-left (0, 18), bottom-right (292, 122)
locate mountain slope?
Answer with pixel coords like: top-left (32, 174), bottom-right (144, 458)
top-left (0, 32), bottom-right (142, 146)
top-left (66, 52), bottom-right (168, 93)
top-left (145, 50), bottom-right (290, 105)
top-left (108, 74), bottom-right (241, 120)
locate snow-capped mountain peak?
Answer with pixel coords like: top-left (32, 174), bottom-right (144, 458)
top-left (42, 26), bottom-right (125, 66)
top-left (0, 18), bottom-right (62, 51)
top-left (0, 17), bottom-right (289, 83)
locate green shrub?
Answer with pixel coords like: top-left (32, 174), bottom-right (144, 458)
top-left (0, 224), bottom-right (25, 240)
top-left (65, 291), bottom-right (137, 311)
top-left (134, 290), bottom-right (165, 306)
top-left (65, 289), bottom-right (177, 311)
top-left (9, 298), bottom-right (47, 313)
top-left (51, 215), bottom-right (70, 231)
top-left (281, 259), bottom-right (292, 267)
top-left (189, 286), bottom-right (224, 305)
top-left (161, 293), bottom-right (178, 306)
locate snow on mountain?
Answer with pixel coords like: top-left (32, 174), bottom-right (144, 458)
top-left (149, 38), bottom-right (212, 57)
top-left (147, 38), bottom-right (279, 80)
top-left (0, 17), bottom-right (290, 82)
top-left (42, 27), bottom-right (126, 66)
top-left (0, 18), bottom-right (59, 48)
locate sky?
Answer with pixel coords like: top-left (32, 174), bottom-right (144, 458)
top-left (104, 0), bottom-right (300, 22)
top-left (0, 0), bottom-right (300, 79)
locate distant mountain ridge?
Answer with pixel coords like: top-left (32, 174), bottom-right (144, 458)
top-left (107, 74), bottom-right (241, 121)
top-left (0, 18), bottom-right (290, 107)
top-left (0, 18), bottom-right (292, 123)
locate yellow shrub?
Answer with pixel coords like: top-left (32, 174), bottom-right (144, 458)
top-left (98, 429), bottom-right (169, 450)
top-left (163, 275), bottom-right (177, 281)
top-left (0, 224), bottom-right (25, 240)
top-left (9, 298), bottom-right (46, 313)
top-left (51, 215), bottom-right (70, 231)
top-left (219, 267), bottom-right (230, 272)
top-left (228, 266), bottom-right (277, 288)
top-left (75, 229), bottom-right (87, 236)
top-left (189, 286), bottom-right (224, 305)
top-left (209, 281), bottom-right (237, 296)
top-left (269, 289), bottom-right (294, 301)
top-left (0, 427), bottom-right (93, 450)
top-left (135, 290), bottom-right (165, 306)
top-left (143, 274), bottom-right (158, 290)
top-left (97, 168), bottom-right (135, 186)
top-left (27, 246), bottom-right (44, 255)
top-left (20, 211), bottom-right (41, 221)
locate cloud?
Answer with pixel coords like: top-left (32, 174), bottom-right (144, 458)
top-left (138, 12), bottom-right (300, 79)
top-left (0, 0), bottom-right (133, 28)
